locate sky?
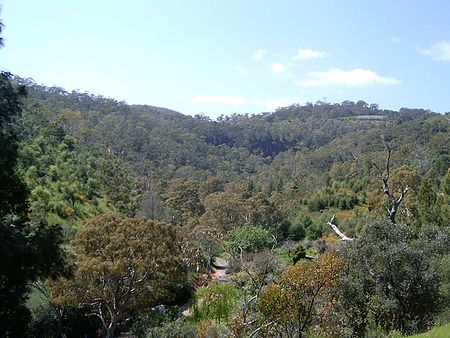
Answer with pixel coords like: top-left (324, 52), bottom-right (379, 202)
top-left (1, 0), bottom-right (450, 118)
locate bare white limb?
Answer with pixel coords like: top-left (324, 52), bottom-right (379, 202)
top-left (327, 215), bottom-right (354, 241)
top-left (248, 321), bottom-right (275, 338)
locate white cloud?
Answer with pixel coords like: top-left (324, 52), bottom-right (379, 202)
top-left (296, 68), bottom-right (401, 88)
top-left (270, 63), bottom-right (286, 74)
top-left (263, 97), bottom-right (300, 110)
top-left (252, 49), bottom-right (267, 60)
top-left (251, 97), bottom-right (303, 110)
top-left (421, 41), bottom-right (450, 61)
top-left (233, 66), bottom-right (249, 75)
top-left (293, 48), bottom-right (326, 60)
top-left (193, 95), bottom-right (246, 105)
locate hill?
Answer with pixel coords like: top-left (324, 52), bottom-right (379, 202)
top-left (15, 76), bottom-right (449, 237)
top-left (8, 76), bottom-right (450, 337)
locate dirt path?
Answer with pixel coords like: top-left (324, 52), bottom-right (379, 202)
top-left (210, 257), bottom-right (230, 282)
top-left (181, 257), bottom-right (230, 316)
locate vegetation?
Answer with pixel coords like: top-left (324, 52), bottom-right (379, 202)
top-left (1, 17), bottom-right (449, 337)
top-left (258, 253), bottom-right (343, 337)
top-left (0, 71), bottom-right (66, 337)
top-left (409, 323), bottom-right (450, 337)
top-left (192, 282), bottom-right (240, 323)
top-left (226, 225), bottom-right (275, 254)
top-left (48, 213), bottom-right (184, 338)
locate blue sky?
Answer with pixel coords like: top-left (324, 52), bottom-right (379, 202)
top-left (1, 0), bottom-right (450, 118)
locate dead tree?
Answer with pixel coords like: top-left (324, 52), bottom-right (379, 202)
top-left (372, 143), bottom-right (408, 223)
top-left (327, 143), bottom-right (408, 240)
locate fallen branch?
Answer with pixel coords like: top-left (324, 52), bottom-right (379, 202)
top-left (327, 215), bottom-right (354, 241)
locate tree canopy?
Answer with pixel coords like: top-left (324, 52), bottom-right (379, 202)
top-left (50, 213), bottom-right (185, 338)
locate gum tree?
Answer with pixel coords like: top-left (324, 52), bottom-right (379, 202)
top-left (55, 213), bottom-right (185, 338)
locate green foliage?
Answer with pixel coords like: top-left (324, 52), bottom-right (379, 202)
top-left (287, 213), bottom-right (312, 240)
top-left (258, 252), bottom-right (344, 337)
top-left (51, 213), bottom-right (185, 338)
top-left (291, 244), bottom-right (307, 264)
top-left (306, 222), bottom-right (324, 240)
top-left (286, 221), bottom-right (305, 241)
top-left (409, 179), bottom-right (450, 229)
top-left (308, 192), bottom-right (359, 211)
top-left (192, 282), bottom-right (240, 323)
top-left (0, 72), bottom-right (66, 337)
top-left (226, 224), bottom-right (275, 254)
top-left (17, 107), bottom-right (140, 238)
top-left (164, 178), bottom-right (204, 226)
top-left (409, 322), bottom-right (450, 338)
top-left (338, 220), bottom-right (450, 336)
top-left (144, 318), bottom-right (198, 338)
top-left (27, 290), bottom-right (99, 338)
top-left (131, 306), bottom-right (185, 338)
top-left (6, 76), bottom-right (450, 336)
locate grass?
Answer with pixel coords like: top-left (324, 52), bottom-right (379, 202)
top-left (408, 323), bottom-right (450, 337)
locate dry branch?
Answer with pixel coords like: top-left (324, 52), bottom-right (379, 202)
top-left (373, 142), bottom-right (408, 223)
top-left (327, 215), bottom-right (354, 241)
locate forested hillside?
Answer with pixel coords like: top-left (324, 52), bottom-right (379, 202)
top-left (2, 75), bottom-right (449, 337)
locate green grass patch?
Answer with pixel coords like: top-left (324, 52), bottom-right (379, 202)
top-left (409, 323), bottom-right (450, 337)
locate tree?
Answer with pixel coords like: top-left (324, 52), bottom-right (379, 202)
top-left (199, 191), bottom-right (245, 233)
top-left (0, 70), bottom-right (66, 337)
top-left (226, 224), bottom-right (275, 255)
top-left (0, 15), bottom-right (67, 336)
top-left (412, 179), bottom-right (448, 228)
top-left (164, 178), bottom-right (204, 226)
top-left (372, 143), bottom-right (409, 223)
top-left (228, 249), bottom-right (285, 337)
top-left (337, 220), bottom-right (448, 335)
top-left (53, 213), bottom-right (185, 338)
top-left (258, 253), bottom-right (343, 337)
top-left (0, 70), bottom-right (31, 336)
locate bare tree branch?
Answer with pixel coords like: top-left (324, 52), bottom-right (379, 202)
top-left (248, 321), bottom-right (275, 338)
top-left (373, 142), bottom-right (408, 223)
top-left (327, 215), bottom-right (354, 241)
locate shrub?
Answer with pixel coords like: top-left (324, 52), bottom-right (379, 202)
top-left (226, 225), bottom-right (275, 254)
top-left (192, 282), bottom-right (240, 323)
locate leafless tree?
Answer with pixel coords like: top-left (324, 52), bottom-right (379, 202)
top-left (328, 142), bottom-right (409, 241)
top-left (372, 142), bottom-right (408, 223)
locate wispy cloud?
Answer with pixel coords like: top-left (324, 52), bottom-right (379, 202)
top-left (233, 66), bottom-right (249, 75)
top-left (193, 95), bottom-right (301, 111)
top-left (270, 63), bottom-right (286, 74)
top-left (263, 97), bottom-right (300, 110)
top-left (251, 97), bottom-right (302, 110)
top-left (390, 36), bottom-right (402, 43)
top-left (252, 49), bottom-right (267, 60)
top-left (421, 41), bottom-right (450, 61)
top-left (293, 48), bottom-right (326, 60)
top-left (296, 68), bottom-right (401, 88)
top-left (193, 95), bottom-right (246, 105)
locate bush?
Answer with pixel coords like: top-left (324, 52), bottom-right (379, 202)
top-left (306, 223), bottom-right (323, 240)
top-left (226, 225), bottom-right (275, 254)
top-left (147, 318), bottom-right (197, 338)
top-left (288, 214), bottom-right (312, 241)
top-left (132, 306), bottom-right (182, 338)
top-left (287, 222), bottom-right (305, 241)
top-left (338, 220), bottom-right (449, 335)
top-left (192, 282), bottom-right (240, 323)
